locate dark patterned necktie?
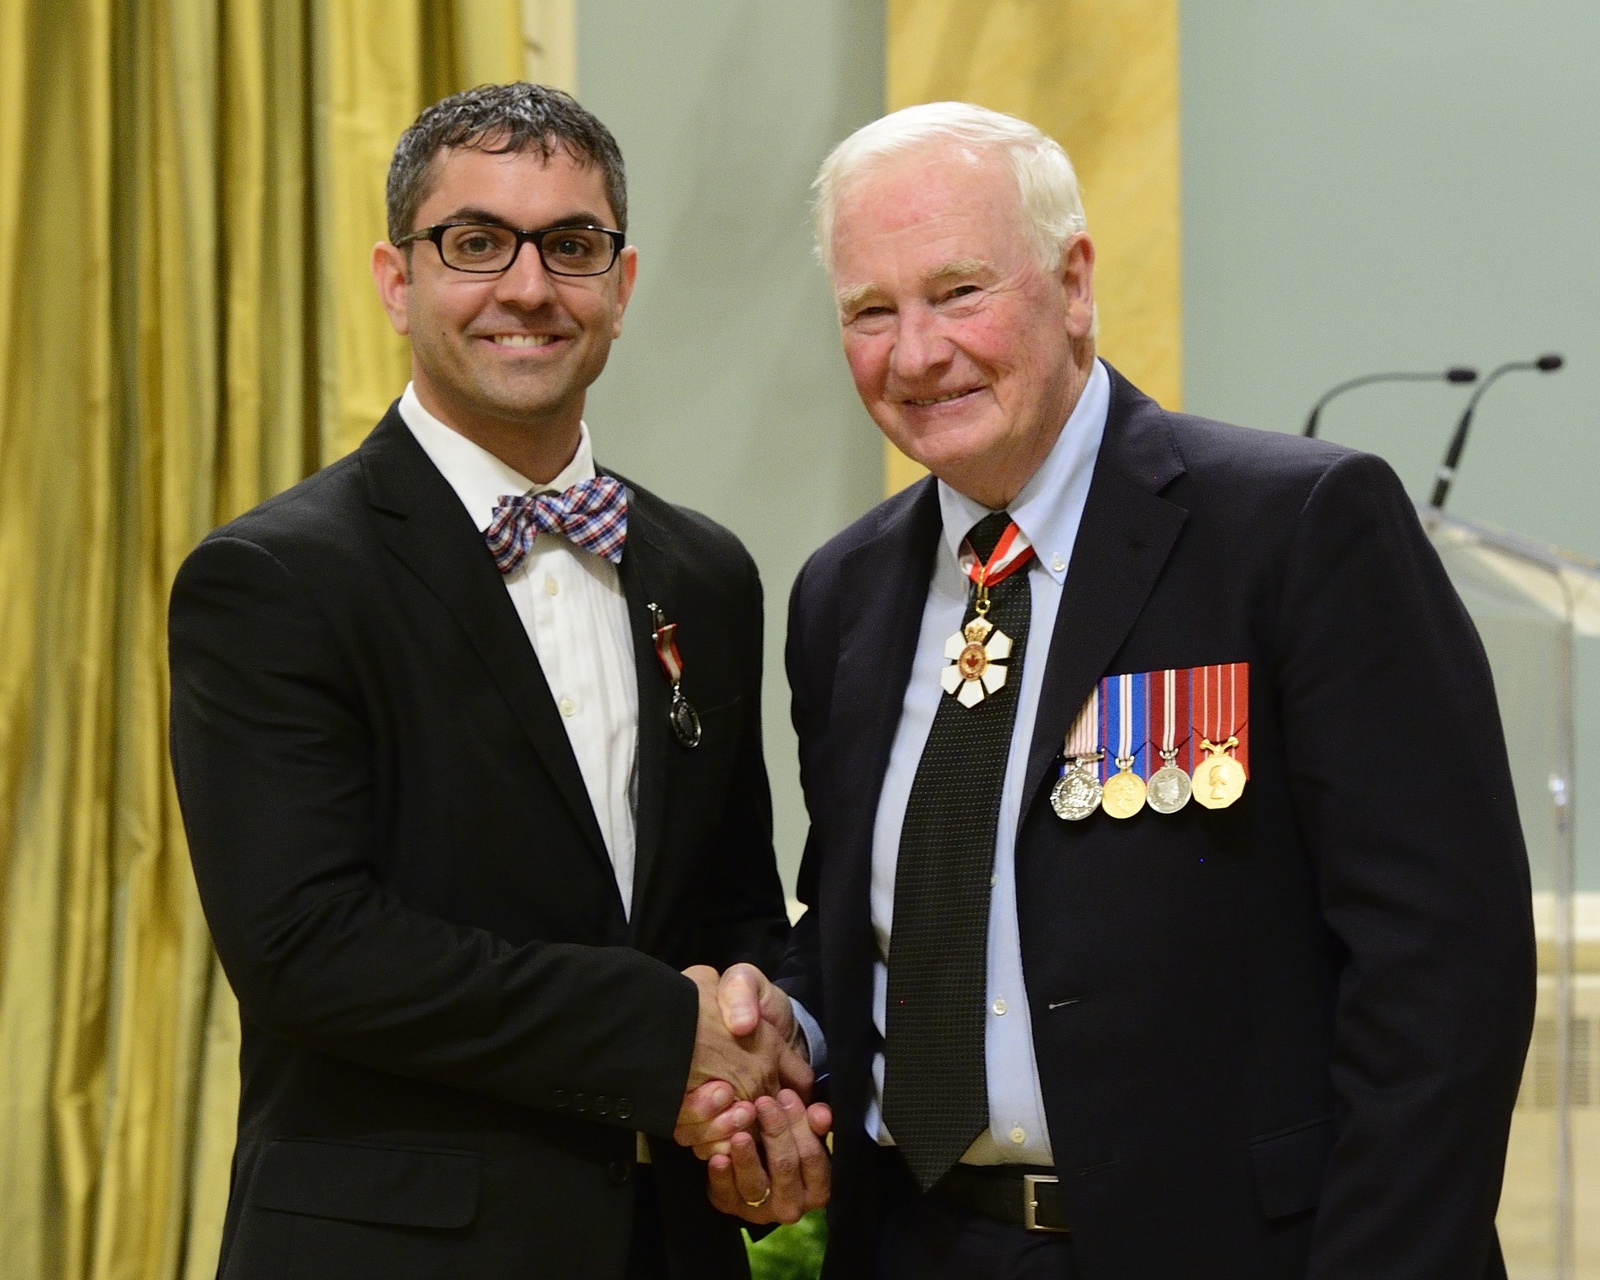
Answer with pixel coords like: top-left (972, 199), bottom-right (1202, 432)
top-left (883, 510), bottom-right (1033, 1192)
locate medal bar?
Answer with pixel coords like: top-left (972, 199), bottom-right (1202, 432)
top-left (1192, 661), bottom-right (1248, 808)
top-left (1050, 685), bottom-right (1103, 820)
top-left (1146, 668), bottom-right (1193, 813)
top-left (1100, 671), bottom-right (1148, 819)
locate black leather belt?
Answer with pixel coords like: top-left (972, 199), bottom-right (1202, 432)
top-left (932, 1164), bottom-right (1071, 1233)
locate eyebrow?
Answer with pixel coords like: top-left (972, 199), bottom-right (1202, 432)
top-left (835, 258), bottom-right (998, 313)
top-left (434, 207), bottom-right (615, 230)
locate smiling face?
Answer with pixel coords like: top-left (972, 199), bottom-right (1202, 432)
top-left (371, 143), bottom-right (636, 481)
top-left (829, 144), bottom-right (1095, 507)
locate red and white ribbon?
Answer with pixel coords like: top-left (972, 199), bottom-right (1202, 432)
top-left (652, 620), bottom-right (684, 686)
top-left (958, 521), bottom-right (1036, 591)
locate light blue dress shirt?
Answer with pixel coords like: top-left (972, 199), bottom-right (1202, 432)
top-left (793, 359), bottom-right (1109, 1167)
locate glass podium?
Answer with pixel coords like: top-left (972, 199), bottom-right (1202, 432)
top-left (1422, 507), bottom-right (1600, 1280)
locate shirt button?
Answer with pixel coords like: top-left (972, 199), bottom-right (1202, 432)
top-left (559, 697), bottom-right (577, 717)
top-left (1010, 1125), bottom-right (1027, 1145)
top-left (1051, 554), bottom-right (1066, 573)
top-left (992, 997), bottom-right (1007, 1016)
top-left (545, 575), bottom-right (560, 596)
top-left (990, 873), bottom-right (997, 888)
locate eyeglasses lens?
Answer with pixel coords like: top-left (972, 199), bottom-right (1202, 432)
top-left (438, 225), bottom-right (615, 276)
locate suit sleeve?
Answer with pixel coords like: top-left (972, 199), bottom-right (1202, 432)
top-left (775, 550), bottom-right (830, 1026)
top-left (169, 534), bottom-right (699, 1137)
top-left (1272, 454), bottom-right (1536, 1277)
top-left (690, 550), bottom-right (789, 974)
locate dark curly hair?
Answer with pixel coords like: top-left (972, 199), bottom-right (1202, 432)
top-left (386, 82), bottom-right (628, 243)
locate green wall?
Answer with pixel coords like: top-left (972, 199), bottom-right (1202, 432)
top-left (576, 2), bottom-right (885, 893)
top-left (1180, 1), bottom-right (1600, 889)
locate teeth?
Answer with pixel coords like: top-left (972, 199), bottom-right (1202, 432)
top-left (491, 334), bottom-right (557, 348)
top-left (908, 389), bottom-right (973, 406)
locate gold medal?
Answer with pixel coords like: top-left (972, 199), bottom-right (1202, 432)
top-left (1101, 758), bottom-right (1147, 819)
top-left (1192, 737), bottom-right (1246, 809)
top-left (1050, 756), bottom-right (1104, 820)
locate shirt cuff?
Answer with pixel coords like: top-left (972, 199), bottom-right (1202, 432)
top-left (789, 997), bottom-right (827, 1075)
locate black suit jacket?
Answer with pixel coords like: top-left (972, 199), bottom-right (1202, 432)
top-left (170, 407), bottom-right (787, 1280)
top-left (780, 368), bottom-right (1535, 1279)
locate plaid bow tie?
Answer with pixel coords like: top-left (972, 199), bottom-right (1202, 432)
top-left (484, 476), bottom-right (628, 573)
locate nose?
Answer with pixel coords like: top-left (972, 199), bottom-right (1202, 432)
top-left (493, 239), bottom-right (560, 309)
top-left (887, 305), bottom-right (950, 381)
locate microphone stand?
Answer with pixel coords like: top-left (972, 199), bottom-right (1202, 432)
top-left (1303, 367), bottom-right (1477, 438)
top-left (1430, 355), bottom-right (1564, 509)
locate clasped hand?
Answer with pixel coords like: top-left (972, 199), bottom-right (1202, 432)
top-left (675, 964), bottom-right (831, 1224)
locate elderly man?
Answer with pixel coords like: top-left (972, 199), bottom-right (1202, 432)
top-left (169, 83), bottom-right (804, 1280)
top-left (691, 102), bottom-right (1535, 1279)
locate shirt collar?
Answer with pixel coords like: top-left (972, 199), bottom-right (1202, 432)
top-left (936, 357), bottom-right (1111, 584)
top-left (398, 382), bottom-right (598, 533)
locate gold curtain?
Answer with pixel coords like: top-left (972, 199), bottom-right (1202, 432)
top-left (884, 0), bottom-right (1183, 495)
top-left (0, 3), bottom-right (526, 1277)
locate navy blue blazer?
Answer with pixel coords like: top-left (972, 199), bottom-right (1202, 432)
top-left (780, 368), bottom-right (1534, 1279)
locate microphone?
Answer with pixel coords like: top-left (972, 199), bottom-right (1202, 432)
top-left (1430, 354), bottom-right (1565, 509)
top-left (1303, 367), bottom-right (1478, 438)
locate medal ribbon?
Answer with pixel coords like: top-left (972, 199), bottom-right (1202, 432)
top-left (652, 619), bottom-right (685, 686)
top-left (1149, 668), bottom-right (1194, 771)
top-left (1065, 685), bottom-right (1099, 758)
top-left (958, 520), bottom-right (1036, 590)
top-left (1098, 672), bottom-right (1150, 781)
top-left (1194, 662), bottom-right (1250, 774)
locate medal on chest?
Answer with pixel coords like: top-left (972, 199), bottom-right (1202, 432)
top-left (938, 520), bottom-right (1035, 709)
top-left (1100, 672), bottom-right (1148, 820)
top-left (1191, 662), bottom-right (1249, 808)
top-left (1050, 685), bottom-right (1104, 820)
top-left (1146, 668), bottom-right (1193, 814)
top-left (648, 603), bottom-right (702, 748)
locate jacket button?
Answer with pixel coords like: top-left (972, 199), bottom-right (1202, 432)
top-left (607, 1160), bottom-right (631, 1186)
top-left (595, 1095), bottom-right (611, 1116)
top-left (574, 1092), bottom-right (590, 1113)
top-left (614, 1098), bottom-right (634, 1120)
top-left (553, 1089), bottom-right (569, 1109)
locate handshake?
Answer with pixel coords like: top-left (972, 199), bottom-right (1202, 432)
top-left (674, 964), bottom-right (832, 1226)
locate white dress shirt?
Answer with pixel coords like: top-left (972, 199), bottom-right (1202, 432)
top-left (800, 360), bottom-right (1109, 1166)
top-left (399, 384), bottom-right (641, 918)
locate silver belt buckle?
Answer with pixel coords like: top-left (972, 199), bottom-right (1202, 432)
top-left (1022, 1173), bottom-right (1066, 1233)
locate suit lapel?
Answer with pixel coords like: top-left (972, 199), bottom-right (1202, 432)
top-left (830, 481), bottom-right (944, 880)
top-left (612, 492), bottom-right (672, 929)
top-left (359, 411), bottom-right (612, 872)
top-left (1022, 371), bottom-right (1189, 808)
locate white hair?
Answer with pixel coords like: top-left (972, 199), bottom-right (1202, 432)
top-left (812, 101), bottom-right (1088, 278)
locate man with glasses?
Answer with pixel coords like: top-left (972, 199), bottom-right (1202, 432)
top-left (169, 83), bottom-right (808, 1280)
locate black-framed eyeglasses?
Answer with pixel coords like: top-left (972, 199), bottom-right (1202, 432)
top-left (395, 221), bottom-right (626, 277)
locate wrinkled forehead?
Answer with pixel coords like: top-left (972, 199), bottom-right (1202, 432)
top-left (828, 146), bottom-right (1029, 286)
top-left (829, 143), bottom-right (1025, 263)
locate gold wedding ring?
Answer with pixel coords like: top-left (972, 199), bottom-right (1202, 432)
top-left (743, 1186), bottom-right (772, 1209)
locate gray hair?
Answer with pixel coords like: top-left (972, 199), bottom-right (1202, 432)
top-left (812, 102), bottom-right (1086, 277)
top-left (387, 82), bottom-right (627, 243)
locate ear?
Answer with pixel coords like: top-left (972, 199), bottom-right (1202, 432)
top-left (1060, 232), bottom-right (1095, 340)
top-left (371, 240), bottom-right (412, 336)
top-left (610, 244), bottom-right (639, 339)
